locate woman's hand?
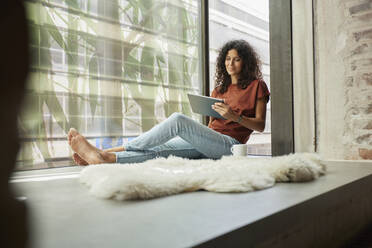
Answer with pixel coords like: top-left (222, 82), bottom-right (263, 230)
top-left (212, 101), bottom-right (238, 121)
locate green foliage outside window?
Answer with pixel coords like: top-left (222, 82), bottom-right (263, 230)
top-left (18, 0), bottom-right (201, 169)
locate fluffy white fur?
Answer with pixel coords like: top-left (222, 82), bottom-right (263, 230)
top-left (80, 153), bottom-right (326, 200)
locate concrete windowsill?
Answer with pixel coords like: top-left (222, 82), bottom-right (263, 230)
top-left (10, 160), bottom-right (372, 248)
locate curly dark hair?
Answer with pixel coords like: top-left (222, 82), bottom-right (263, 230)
top-left (214, 40), bottom-right (263, 94)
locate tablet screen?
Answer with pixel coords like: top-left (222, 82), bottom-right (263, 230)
top-left (187, 93), bottom-right (225, 119)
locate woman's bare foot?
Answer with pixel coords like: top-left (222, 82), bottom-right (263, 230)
top-left (68, 128), bottom-right (116, 165)
top-left (73, 153), bottom-right (88, 166)
top-left (68, 129), bottom-right (88, 165)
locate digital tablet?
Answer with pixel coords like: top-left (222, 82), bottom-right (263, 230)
top-left (187, 93), bottom-right (226, 119)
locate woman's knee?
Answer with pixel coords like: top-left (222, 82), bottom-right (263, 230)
top-left (169, 112), bottom-right (188, 122)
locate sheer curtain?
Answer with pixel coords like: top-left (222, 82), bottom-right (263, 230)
top-left (17, 0), bottom-right (202, 170)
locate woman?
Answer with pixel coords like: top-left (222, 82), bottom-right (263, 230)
top-left (68, 39), bottom-right (270, 165)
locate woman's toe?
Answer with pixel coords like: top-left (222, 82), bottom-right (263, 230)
top-left (68, 128), bottom-right (79, 138)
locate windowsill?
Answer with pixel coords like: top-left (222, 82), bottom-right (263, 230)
top-left (12, 154), bottom-right (273, 179)
top-left (12, 158), bottom-right (370, 183)
top-left (10, 160), bottom-right (372, 248)
top-left (11, 166), bottom-right (83, 183)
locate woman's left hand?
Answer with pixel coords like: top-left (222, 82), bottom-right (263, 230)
top-left (212, 101), bottom-right (238, 121)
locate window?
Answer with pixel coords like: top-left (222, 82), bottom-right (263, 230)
top-left (17, 0), bottom-right (202, 170)
top-left (208, 0), bottom-right (271, 155)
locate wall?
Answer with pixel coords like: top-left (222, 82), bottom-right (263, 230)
top-left (315, 0), bottom-right (372, 160)
top-left (293, 0), bottom-right (316, 153)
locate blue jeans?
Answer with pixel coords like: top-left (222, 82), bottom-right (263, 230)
top-left (115, 112), bottom-right (241, 163)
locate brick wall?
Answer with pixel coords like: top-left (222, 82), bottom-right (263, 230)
top-left (343, 0), bottom-right (372, 159)
top-left (315, 0), bottom-right (372, 160)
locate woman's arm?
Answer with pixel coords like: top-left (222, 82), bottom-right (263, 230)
top-left (236, 97), bottom-right (267, 132)
top-left (212, 97), bottom-right (268, 132)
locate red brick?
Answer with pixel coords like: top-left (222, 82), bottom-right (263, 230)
top-left (362, 73), bottom-right (372, 86)
top-left (349, 2), bottom-right (372, 15)
top-left (356, 134), bottom-right (372, 144)
top-left (351, 44), bottom-right (368, 56)
top-left (365, 121), bottom-right (372, 129)
top-left (357, 12), bottom-right (372, 22)
top-left (346, 76), bottom-right (354, 87)
top-left (359, 148), bottom-right (372, 159)
top-left (353, 29), bottom-right (372, 42)
top-left (366, 103), bottom-right (372, 114)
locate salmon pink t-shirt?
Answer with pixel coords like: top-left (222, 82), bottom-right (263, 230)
top-left (208, 80), bottom-right (270, 144)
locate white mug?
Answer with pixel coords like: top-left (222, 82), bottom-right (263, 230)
top-left (231, 144), bottom-right (247, 156)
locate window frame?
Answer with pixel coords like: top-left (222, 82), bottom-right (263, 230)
top-left (269, 0), bottom-right (295, 156)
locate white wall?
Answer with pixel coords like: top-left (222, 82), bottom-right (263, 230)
top-left (314, 0), bottom-right (372, 160)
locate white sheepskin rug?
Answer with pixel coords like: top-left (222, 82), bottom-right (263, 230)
top-left (80, 153), bottom-right (326, 201)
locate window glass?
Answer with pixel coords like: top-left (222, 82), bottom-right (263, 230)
top-left (209, 0), bottom-right (271, 155)
top-left (18, 0), bottom-right (202, 170)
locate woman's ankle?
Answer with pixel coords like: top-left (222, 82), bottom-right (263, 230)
top-left (100, 151), bottom-right (116, 163)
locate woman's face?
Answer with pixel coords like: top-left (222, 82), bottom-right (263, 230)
top-left (225, 49), bottom-right (242, 77)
